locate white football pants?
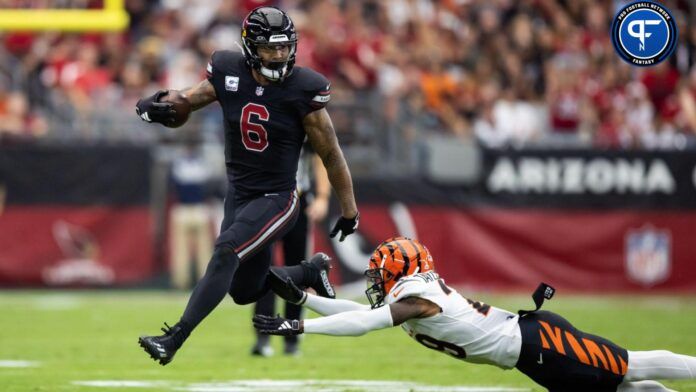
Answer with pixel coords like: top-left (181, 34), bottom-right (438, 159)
top-left (617, 350), bottom-right (696, 391)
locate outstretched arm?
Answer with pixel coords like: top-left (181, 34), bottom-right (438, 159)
top-left (254, 297), bottom-right (440, 337)
top-left (302, 304), bottom-right (393, 336)
top-left (303, 109), bottom-right (358, 238)
top-left (271, 276), bottom-right (368, 315)
top-left (303, 292), bottom-right (370, 316)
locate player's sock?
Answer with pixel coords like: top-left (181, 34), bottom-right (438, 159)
top-left (180, 248), bottom-right (240, 331)
top-left (625, 350), bottom-right (696, 381)
top-left (269, 264), bottom-right (308, 286)
top-left (284, 301), bottom-right (303, 354)
top-left (254, 290), bottom-right (276, 316)
top-left (285, 298), bottom-right (303, 320)
top-left (269, 253), bottom-right (334, 299)
top-left (271, 253), bottom-right (333, 288)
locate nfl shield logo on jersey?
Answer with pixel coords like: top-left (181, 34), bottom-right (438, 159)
top-left (625, 226), bottom-right (671, 286)
top-left (256, 86), bottom-right (264, 96)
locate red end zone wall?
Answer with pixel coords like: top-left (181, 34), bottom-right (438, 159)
top-left (1, 145), bottom-right (693, 292)
top-left (0, 206), bottom-right (154, 286)
top-left (314, 205), bottom-right (693, 292)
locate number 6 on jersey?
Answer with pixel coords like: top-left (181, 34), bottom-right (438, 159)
top-left (240, 103), bottom-right (269, 152)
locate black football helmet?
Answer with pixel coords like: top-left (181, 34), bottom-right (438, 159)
top-left (241, 6), bottom-right (297, 83)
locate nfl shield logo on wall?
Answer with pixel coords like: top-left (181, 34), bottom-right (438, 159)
top-left (625, 226), bottom-right (671, 286)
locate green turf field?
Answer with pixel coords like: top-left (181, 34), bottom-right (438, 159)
top-left (1, 290), bottom-right (695, 391)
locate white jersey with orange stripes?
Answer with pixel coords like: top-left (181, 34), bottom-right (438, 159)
top-left (385, 271), bottom-right (522, 369)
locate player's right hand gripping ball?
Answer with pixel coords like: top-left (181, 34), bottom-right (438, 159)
top-left (136, 90), bottom-right (191, 128)
top-left (253, 314), bottom-right (303, 336)
top-left (329, 212), bottom-right (359, 242)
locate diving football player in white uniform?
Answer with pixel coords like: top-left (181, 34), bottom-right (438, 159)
top-left (255, 237), bottom-right (696, 392)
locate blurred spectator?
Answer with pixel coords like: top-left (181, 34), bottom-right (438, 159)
top-left (168, 140), bottom-right (215, 290)
top-left (0, 0), bottom-right (695, 155)
top-left (0, 90), bottom-right (47, 138)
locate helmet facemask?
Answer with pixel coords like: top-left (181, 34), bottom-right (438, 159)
top-left (242, 40), bottom-right (297, 82)
top-left (365, 267), bottom-right (393, 309)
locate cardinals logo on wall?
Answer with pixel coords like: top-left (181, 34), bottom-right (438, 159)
top-left (625, 226), bottom-right (671, 287)
top-left (42, 220), bottom-right (115, 286)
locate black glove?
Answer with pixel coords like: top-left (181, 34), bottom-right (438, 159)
top-left (135, 90), bottom-right (176, 125)
top-left (253, 314), bottom-right (303, 336)
top-left (329, 212), bottom-right (359, 242)
top-left (270, 277), bottom-right (307, 304)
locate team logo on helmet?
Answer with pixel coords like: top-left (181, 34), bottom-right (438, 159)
top-left (611, 1), bottom-right (678, 66)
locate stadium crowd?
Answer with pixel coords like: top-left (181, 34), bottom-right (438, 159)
top-left (0, 0), bottom-right (695, 152)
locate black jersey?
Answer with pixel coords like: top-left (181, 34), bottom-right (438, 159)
top-left (206, 51), bottom-right (331, 199)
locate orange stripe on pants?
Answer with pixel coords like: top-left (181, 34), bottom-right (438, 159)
top-left (539, 321), bottom-right (566, 355)
top-left (620, 355), bottom-right (628, 376)
top-left (583, 338), bottom-right (609, 371)
top-left (602, 344), bottom-right (620, 375)
top-left (564, 331), bottom-right (591, 365)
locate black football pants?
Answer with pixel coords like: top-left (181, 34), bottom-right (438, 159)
top-left (254, 193), bottom-right (310, 345)
top-left (516, 310), bottom-right (628, 392)
top-left (180, 189), bottom-right (299, 330)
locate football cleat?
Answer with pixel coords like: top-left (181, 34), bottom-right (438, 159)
top-left (250, 343), bottom-right (274, 357)
top-left (138, 322), bottom-right (188, 366)
top-left (302, 253), bottom-right (335, 299)
top-left (250, 335), bottom-right (274, 357)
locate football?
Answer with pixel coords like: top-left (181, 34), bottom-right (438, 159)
top-left (159, 90), bottom-right (191, 128)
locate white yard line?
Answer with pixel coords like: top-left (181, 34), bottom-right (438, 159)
top-left (33, 295), bottom-right (82, 310)
top-left (73, 381), bottom-right (171, 388)
top-left (0, 360), bottom-right (40, 368)
top-left (72, 379), bottom-right (530, 391)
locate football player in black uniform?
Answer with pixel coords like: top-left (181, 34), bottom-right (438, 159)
top-left (135, 6), bottom-right (359, 365)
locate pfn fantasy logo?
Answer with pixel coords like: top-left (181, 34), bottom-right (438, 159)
top-left (611, 1), bottom-right (678, 66)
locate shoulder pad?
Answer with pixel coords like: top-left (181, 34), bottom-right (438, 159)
top-left (386, 278), bottom-right (428, 305)
top-left (295, 67), bottom-right (331, 102)
top-left (208, 50), bottom-right (245, 76)
top-left (294, 67), bottom-right (330, 92)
